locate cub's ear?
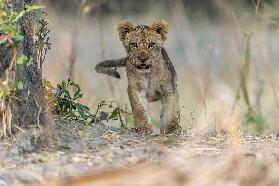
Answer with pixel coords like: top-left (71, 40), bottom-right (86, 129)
top-left (117, 20), bottom-right (134, 42)
top-left (151, 19), bottom-right (168, 42)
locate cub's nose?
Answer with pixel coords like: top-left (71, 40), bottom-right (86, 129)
top-left (138, 52), bottom-right (149, 62)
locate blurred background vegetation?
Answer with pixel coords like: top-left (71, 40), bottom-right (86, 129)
top-left (41, 0), bottom-right (279, 135)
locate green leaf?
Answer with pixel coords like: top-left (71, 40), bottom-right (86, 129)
top-left (17, 54), bottom-right (28, 65)
top-left (73, 86), bottom-right (80, 95)
top-left (63, 89), bottom-right (71, 99)
top-left (77, 108), bottom-right (85, 117)
top-left (74, 93), bottom-right (83, 100)
top-left (2, 80), bottom-right (8, 86)
top-left (73, 86), bottom-right (82, 99)
top-left (14, 10), bottom-right (26, 23)
top-left (16, 81), bottom-right (24, 90)
top-left (0, 37), bottom-right (7, 45)
top-left (14, 6), bottom-right (45, 23)
top-left (61, 80), bottom-right (66, 88)
top-left (26, 5), bottom-right (46, 12)
top-left (110, 108), bottom-right (119, 119)
top-left (76, 103), bottom-right (89, 111)
top-left (26, 58), bottom-right (33, 66)
top-left (13, 34), bottom-right (24, 41)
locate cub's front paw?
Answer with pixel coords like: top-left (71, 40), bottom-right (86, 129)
top-left (160, 124), bottom-right (182, 135)
top-left (133, 124), bottom-right (153, 135)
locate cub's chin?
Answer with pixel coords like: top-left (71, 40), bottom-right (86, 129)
top-left (135, 64), bottom-right (152, 73)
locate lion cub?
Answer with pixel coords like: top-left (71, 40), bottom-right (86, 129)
top-left (95, 20), bottom-right (180, 134)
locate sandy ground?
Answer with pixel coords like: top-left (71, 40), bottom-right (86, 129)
top-left (0, 118), bottom-right (278, 186)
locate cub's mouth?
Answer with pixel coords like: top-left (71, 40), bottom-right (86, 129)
top-left (135, 64), bottom-right (151, 70)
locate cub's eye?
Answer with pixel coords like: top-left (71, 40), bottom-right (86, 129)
top-left (130, 43), bottom-right (138, 49)
top-left (148, 42), bottom-right (156, 48)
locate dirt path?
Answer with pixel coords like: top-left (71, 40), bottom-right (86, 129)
top-left (0, 118), bottom-right (278, 186)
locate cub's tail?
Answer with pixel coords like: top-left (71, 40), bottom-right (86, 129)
top-left (95, 57), bottom-right (127, 79)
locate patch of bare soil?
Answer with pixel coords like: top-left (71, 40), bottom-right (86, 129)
top-left (0, 118), bottom-right (278, 186)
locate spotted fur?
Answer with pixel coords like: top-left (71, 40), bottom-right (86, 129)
top-left (95, 20), bottom-right (180, 134)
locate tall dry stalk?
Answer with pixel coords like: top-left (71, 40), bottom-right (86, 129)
top-left (262, 48), bottom-right (279, 113)
top-left (228, 0), bottom-right (268, 135)
top-left (261, 2), bottom-right (279, 113)
top-left (202, 44), bottom-right (216, 124)
top-left (96, 0), bottom-right (117, 100)
top-left (167, 0), bottom-right (203, 95)
top-left (68, 0), bottom-right (87, 82)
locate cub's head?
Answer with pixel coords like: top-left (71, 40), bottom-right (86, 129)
top-left (117, 19), bottom-right (168, 72)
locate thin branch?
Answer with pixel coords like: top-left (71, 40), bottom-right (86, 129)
top-left (34, 97), bottom-right (43, 132)
top-left (118, 108), bottom-right (127, 129)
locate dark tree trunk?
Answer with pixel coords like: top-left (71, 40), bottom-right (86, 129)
top-left (0, 0), bottom-right (47, 137)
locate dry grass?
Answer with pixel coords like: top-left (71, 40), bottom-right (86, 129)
top-left (9, 1), bottom-right (276, 185)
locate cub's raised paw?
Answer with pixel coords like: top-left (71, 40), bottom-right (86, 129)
top-left (109, 69), bottom-right (121, 79)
